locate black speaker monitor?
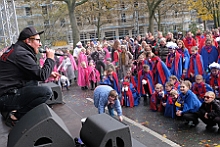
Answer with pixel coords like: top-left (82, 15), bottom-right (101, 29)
top-left (7, 103), bottom-right (75, 147)
top-left (40, 82), bottom-right (64, 105)
top-left (80, 113), bottom-right (132, 147)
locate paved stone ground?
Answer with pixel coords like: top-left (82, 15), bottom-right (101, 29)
top-left (1, 84), bottom-right (220, 147)
top-left (65, 84), bottom-right (220, 147)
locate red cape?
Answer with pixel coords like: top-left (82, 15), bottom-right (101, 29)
top-left (137, 70), bottom-right (154, 95)
top-left (187, 54), bottom-right (203, 77)
top-left (124, 76), bottom-right (137, 89)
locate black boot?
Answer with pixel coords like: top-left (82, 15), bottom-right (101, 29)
top-left (90, 81), bottom-right (94, 90)
top-left (143, 96), bottom-right (147, 106)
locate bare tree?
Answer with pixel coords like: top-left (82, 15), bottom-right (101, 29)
top-left (55, 0), bottom-right (88, 47)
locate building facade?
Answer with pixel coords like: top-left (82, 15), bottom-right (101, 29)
top-left (13, 1), bottom-right (198, 47)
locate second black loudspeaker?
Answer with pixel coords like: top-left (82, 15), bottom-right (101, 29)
top-left (80, 113), bottom-right (132, 147)
top-left (7, 103), bottom-right (75, 147)
top-left (39, 82), bottom-right (64, 105)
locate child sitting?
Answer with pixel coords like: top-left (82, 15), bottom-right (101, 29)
top-left (124, 69), bottom-right (137, 90)
top-left (169, 75), bottom-right (180, 90)
top-left (150, 83), bottom-right (165, 112)
top-left (163, 81), bottom-right (176, 118)
top-left (192, 74), bottom-right (213, 103)
top-left (121, 81), bottom-right (134, 108)
top-left (102, 67), bottom-right (120, 94)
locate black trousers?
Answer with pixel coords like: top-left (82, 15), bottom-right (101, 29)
top-left (182, 112), bottom-right (199, 124)
top-left (197, 112), bottom-right (220, 126)
top-left (96, 60), bottom-right (105, 80)
top-left (0, 85), bottom-right (52, 119)
top-left (143, 84), bottom-right (151, 97)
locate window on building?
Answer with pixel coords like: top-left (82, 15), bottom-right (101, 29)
top-left (25, 7), bottom-right (32, 16)
top-left (133, 11), bottom-right (139, 20)
top-left (121, 2), bottom-right (125, 9)
top-left (132, 29), bottom-right (137, 37)
top-left (174, 11), bottom-right (178, 18)
top-left (42, 6), bottom-right (48, 15)
top-left (80, 33), bottom-right (87, 41)
top-left (27, 21), bottom-right (34, 26)
top-left (105, 31), bottom-right (116, 40)
top-left (67, 33), bottom-right (72, 43)
top-left (134, 1), bottom-right (138, 7)
top-left (121, 13), bottom-right (126, 22)
top-left (60, 18), bottom-right (65, 27)
top-left (76, 16), bottom-right (82, 26)
top-left (44, 20), bottom-right (50, 29)
top-left (119, 29), bottom-right (129, 39)
top-left (89, 32), bottom-right (98, 40)
top-left (80, 33), bottom-right (87, 45)
top-left (139, 27), bottom-right (144, 36)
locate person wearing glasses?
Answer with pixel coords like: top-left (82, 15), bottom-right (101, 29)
top-left (93, 84), bottom-right (123, 122)
top-left (196, 91), bottom-right (220, 132)
top-left (0, 26), bottom-right (59, 127)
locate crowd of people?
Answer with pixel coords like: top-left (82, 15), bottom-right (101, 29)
top-left (50, 29), bottom-right (220, 131)
top-left (1, 26), bottom-right (220, 132)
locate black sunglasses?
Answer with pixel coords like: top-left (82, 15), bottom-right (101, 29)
top-left (29, 38), bottom-right (41, 43)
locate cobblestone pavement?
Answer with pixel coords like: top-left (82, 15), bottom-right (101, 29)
top-left (65, 84), bottom-right (220, 147)
top-left (1, 84), bottom-right (220, 147)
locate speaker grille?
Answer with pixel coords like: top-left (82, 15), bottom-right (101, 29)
top-left (7, 104), bottom-right (75, 147)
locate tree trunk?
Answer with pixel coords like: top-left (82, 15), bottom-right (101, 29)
top-left (157, 9), bottom-right (161, 31)
top-left (203, 21), bottom-right (207, 31)
top-left (216, 9), bottom-right (219, 27)
top-left (213, 11), bottom-right (218, 28)
top-left (148, 13), bottom-right (154, 34)
top-left (67, 3), bottom-right (80, 48)
top-left (97, 12), bottom-right (101, 41)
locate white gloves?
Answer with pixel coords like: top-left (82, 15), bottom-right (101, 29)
top-left (142, 79), bottom-right (147, 85)
top-left (122, 86), bottom-right (128, 92)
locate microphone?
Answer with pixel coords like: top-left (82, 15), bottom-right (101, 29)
top-left (39, 48), bottom-right (65, 56)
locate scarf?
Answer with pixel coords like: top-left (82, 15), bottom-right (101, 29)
top-left (137, 60), bottom-right (144, 72)
top-left (177, 48), bottom-right (185, 58)
top-left (167, 95), bottom-right (173, 104)
top-left (124, 76), bottom-right (137, 89)
top-left (210, 74), bottom-right (220, 87)
top-left (209, 73), bottom-right (220, 97)
top-left (175, 96), bottom-right (184, 108)
top-left (166, 53), bottom-right (175, 68)
top-left (174, 81), bottom-right (180, 90)
top-left (192, 82), bottom-right (206, 98)
top-left (186, 37), bottom-right (192, 44)
top-left (187, 53), bottom-right (203, 77)
top-left (204, 45), bottom-right (212, 54)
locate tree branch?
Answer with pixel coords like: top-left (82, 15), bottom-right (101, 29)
top-left (154, 14), bottom-right (158, 23)
top-left (151, 0), bottom-right (163, 11)
top-left (54, 0), bottom-right (69, 3)
top-left (76, 0), bottom-right (88, 7)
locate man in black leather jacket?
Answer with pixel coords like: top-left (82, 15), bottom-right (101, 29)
top-left (0, 27), bottom-right (59, 127)
top-left (197, 91), bottom-right (220, 132)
